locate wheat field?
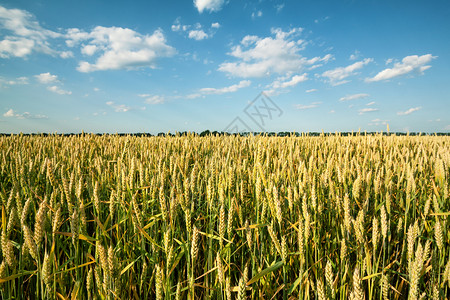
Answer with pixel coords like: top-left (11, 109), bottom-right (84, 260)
top-left (0, 133), bottom-right (449, 299)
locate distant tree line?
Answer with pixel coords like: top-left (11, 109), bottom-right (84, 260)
top-left (1, 131), bottom-right (449, 137)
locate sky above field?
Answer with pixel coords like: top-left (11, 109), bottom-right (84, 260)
top-left (0, 0), bottom-right (449, 134)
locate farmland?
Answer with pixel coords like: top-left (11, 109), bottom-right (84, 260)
top-left (0, 133), bottom-right (449, 299)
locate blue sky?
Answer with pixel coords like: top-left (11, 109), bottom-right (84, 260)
top-left (0, 0), bottom-right (449, 134)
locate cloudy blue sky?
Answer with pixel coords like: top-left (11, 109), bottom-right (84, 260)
top-left (0, 0), bottom-right (449, 133)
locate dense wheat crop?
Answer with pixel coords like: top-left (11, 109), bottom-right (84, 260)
top-left (0, 133), bottom-right (449, 299)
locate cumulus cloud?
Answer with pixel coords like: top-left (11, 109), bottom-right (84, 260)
top-left (339, 93), bottom-right (369, 102)
top-left (188, 30), bottom-right (209, 40)
top-left (295, 102), bottom-right (321, 110)
top-left (359, 108), bottom-right (379, 115)
top-left (35, 72), bottom-right (59, 84)
top-left (3, 109), bottom-right (14, 117)
top-left (219, 28), bottom-right (332, 78)
top-left (0, 5), bottom-right (64, 58)
top-left (397, 106), bottom-right (422, 116)
top-left (194, 0), bottom-right (225, 13)
top-left (66, 26), bottom-right (175, 72)
top-left (366, 54), bottom-right (436, 82)
top-left (34, 72), bottom-right (71, 95)
top-left (3, 108), bottom-right (47, 119)
top-left (47, 85), bottom-right (72, 95)
top-left (322, 58), bottom-right (373, 85)
top-left (211, 22), bottom-right (220, 29)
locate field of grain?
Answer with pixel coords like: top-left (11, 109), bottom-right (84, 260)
top-left (0, 133), bottom-right (449, 299)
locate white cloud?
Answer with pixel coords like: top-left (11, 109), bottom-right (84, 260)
top-left (3, 109), bottom-right (14, 117)
top-left (322, 58), bottom-right (373, 86)
top-left (173, 21), bottom-right (218, 41)
top-left (295, 101), bottom-right (321, 110)
top-left (252, 11), bottom-right (263, 19)
top-left (349, 50), bottom-right (360, 61)
top-left (275, 4), bottom-right (285, 12)
top-left (67, 26), bottom-right (176, 72)
top-left (171, 24), bottom-right (181, 32)
top-left (339, 93), bottom-right (369, 102)
top-left (60, 51), bottom-right (73, 58)
top-left (271, 73), bottom-right (308, 89)
top-left (359, 108), bottom-right (379, 115)
top-left (198, 80), bottom-right (251, 95)
top-left (0, 76), bottom-right (28, 87)
top-left (385, 58), bottom-right (393, 65)
top-left (188, 30), bottom-right (209, 40)
top-left (106, 101), bottom-right (145, 112)
top-left (35, 72), bottom-right (59, 84)
top-left (366, 101), bottom-right (376, 106)
top-left (0, 5), bottom-right (62, 58)
top-left (3, 108), bottom-right (47, 119)
top-left (368, 118), bottom-right (389, 126)
top-left (81, 44), bottom-right (98, 56)
top-left (47, 85), bottom-right (72, 95)
top-left (397, 106), bottom-right (422, 116)
top-left (106, 101), bottom-right (131, 112)
top-left (366, 54), bottom-right (436, 82)
top-left (306, 89), bottom-right (317, 93)
top-left (139, 94), bottom-right (165, 104)
top-left (194, 0), bottom-right (225, 13)
top-left (219, 28), bottom-right (331, 78)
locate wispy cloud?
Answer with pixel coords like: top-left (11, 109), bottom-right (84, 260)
top-left (295, 101), bottom-right (321, 110)
top-left (397, 106), bottom-right (422, 116)
top-left (0, 76), bottom-right (28, 87)
top-left (172, 20), bottom-right (219, 41)
top-left (359, 108), bottom-right (379, 115)
top-left (138, 94), bottom-right (165, 104)
top-left (322, 58), bottom-right (373, 86)
top-left (47, 85), bottom-right (72, 95)
top-left (106, 101), bottom-right (140, 112)
top-left (349, 50), bottom-right (360, 61)
top-left (275, 4), bottom-right (285, 13)
top-left (306, 89), bottom-right (317, 93)
top-left (3, 109), bottom-right (48, 119)
top-left (0, 5), bottom-right (64, 58)
top-left (366, 54), bottom-right (436, 82)
top-left (189, 80), bottom-right (251, 98)
top-left (251, 10), bottom-right (263, 19)
top-left (368, 118), bottom-right (389, 126)
top-left (339, 93), bottom-right (369, 102)
top-left (272, 73), bottom-right (308, 89)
